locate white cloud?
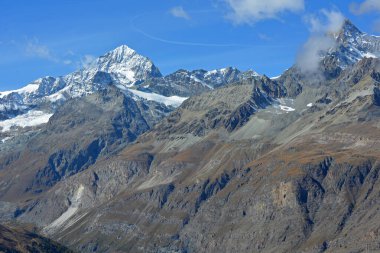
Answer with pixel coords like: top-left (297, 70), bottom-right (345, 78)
top-left (25, 39), bottom-right (55, 61)
top-left (305, 9), bottom-right (346, 34)
top-left (81, 55), bottom-right (96, 69)
top-left (224, 0), bottom-right (304, 24)
top-left (25, 38), bottom-right (77, 66)
top-left (296, 10), bottom-right (345, 74)
top-left (258, 33), bottom-right (271, 41)
top-left (350, 0), bottom-right (380, 15)
top-left (170, 6), bottom-right (191, 20)
top-left (296, 35), bottom-right (336, 73)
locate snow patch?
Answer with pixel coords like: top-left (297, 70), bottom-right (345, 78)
top-left (0, 111), bottom-right (53, 132)
top-left (274, 98), bottom-right (296, 113)
top-left (190, 75), bottom-right (214, 89)
top-left (362, 52), bottom-right (378, 58)
top-left (0, 83), bottom-right (39, 98)
top-left (116, 85), bottom-right (188, 107)
top-left (129, 89), bottom-right (187, 107)
top-left (279, 105), bottom-right (296, 112)
top-left (307, 103), bottom-right (313, 107)
top-left (113, 68), bottom-right (136, 83)
top-left (47, 92), bottom-right (66, 102)
top-left (1, 136), bottom-right (12, 143)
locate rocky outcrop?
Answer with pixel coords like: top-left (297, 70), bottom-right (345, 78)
top-left (0, 224), bottom-right (73, 253)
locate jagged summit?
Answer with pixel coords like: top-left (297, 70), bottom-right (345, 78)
top-left (107, 45), bottom-right (137, 58)
top-left (0, 44), bottom-right (262, 133)
top-left (0, 45), bottom-right (166, 129)
top-left (330, 19), bottom-right (380, 68)
top-left (337, 19), bottom-right (363, 38)
top-left (95, 45), bottom-right (162, 82)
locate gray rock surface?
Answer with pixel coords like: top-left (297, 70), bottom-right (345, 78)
top-left (0, 19), bottom-right (380, 253)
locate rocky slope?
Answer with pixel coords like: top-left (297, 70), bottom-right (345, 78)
top-left (0, 224), bottom-right (73, 253)
top-left (0, 45), bottom-right (255, 203)
top-left (23, 55), bottom-right (377, 253)
top-left (333, 20), bottom-right (380, 68)
top-left (0, 45), bottom-right (257, 126)
top-left (139, 67), bottom-right (260, 97)
top-left (0, 86), bottom-right (171, 200)
top-left (0, 20), bottom-right (380, 253)
top-left (0, 45), bottom-right (172, 127)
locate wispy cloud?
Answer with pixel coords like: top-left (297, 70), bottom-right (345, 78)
top-left (350, 0), bottom-right (380, 15)
top-left (224, 0), bottom-right (304, 24)
top-left (25, 38), bottom-right (56, 61)
top-left (25, 38), bottom-right (78, 66)
top-left (130, 14), bottom-right (250, 47)
top-left (305, 9), bottom-right (346, 34)
top-left (170, 6), bottom-right (191, 20)
top-left (296, 10), bottom-right (345, 74)
top-left (258, 33), bottom-right (271, 41)
top-left (63, 60), bottom-right (72, 65)
top-left (350, 0), bottom-right (380, 33)
top-left (80, 55), bottom-right (97, 69)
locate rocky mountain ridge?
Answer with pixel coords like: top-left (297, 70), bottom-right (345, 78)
top-left (333, 20), bottom-right (380, 68)
top-left (0, 19), bottom-right (380, 253)
top-left (0, 45), bottom-right (259, 132)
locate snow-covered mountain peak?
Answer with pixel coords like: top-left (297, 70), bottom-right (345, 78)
top-left (337, 19), bottom-right (363, 39)
top-left (93, 45), bottom-right (162, 86)
top-left (97, 45), bottom-right (137, 65)
top-left (0, 44), bottom-right (262, 131)
top-left (110, 45), bottom-right (136, 57)
top-left (0, 44), bottom-right (167, 123)
top-left (328, 19), bottom-right (380, 68)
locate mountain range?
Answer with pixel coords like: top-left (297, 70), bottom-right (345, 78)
top-left (1, 19), bottom-right (380, 253)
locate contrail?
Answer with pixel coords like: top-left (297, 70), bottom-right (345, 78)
top-left (129, 12), bottom-right (251, 48)
top-left (129, 12), bottom-right (290, 49)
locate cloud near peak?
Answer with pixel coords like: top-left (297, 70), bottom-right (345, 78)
top-left (296, 10), bottom-right (345, 74)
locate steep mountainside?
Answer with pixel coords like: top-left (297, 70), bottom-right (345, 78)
top-left (0, 46), bottom-right (256, 202)
top-left (333, 20), bottom-right (380, 68)
top-left (0, 20), bottom-right (380, 253)
top-left (0, 86), bottom-right (171, 200)
top-left (32, 56), bottom-right (379, 253)
top-left (0, 224), bottom-right (73, 253)
top-left (0, 45), bottom-right (170, 124)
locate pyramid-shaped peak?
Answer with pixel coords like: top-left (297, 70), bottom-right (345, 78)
top-left (341, 19), bottom-right (362, 34)
top-left (100, 45), bottom-right (139, 63)
top-left (111, 45), bottom-right (136, 55)
top-left (336, 19), bottom-right (363, 40)
top-left (93, 44), bottom-right (162, 79)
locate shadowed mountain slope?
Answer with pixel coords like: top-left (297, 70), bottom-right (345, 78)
top-left (0, 20), bottom-right (380, 253)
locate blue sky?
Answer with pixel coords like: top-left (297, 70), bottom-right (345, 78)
top-left (1, 0), bottom-right (380, 90)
